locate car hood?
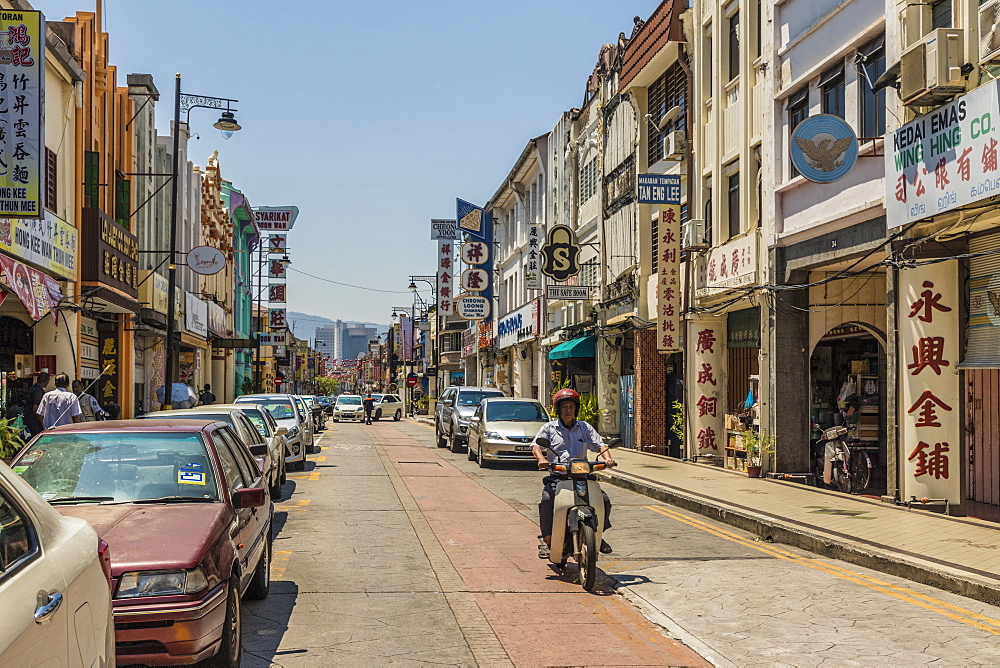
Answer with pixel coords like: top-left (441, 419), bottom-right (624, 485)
top-left (485, 420), bottom-right (547, 439)
top-left (455, 407), bottom-right (476, 419)
top-left (56, 503), bottom-right (231, 576)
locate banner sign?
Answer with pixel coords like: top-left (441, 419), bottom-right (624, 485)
top-left (898, 261), bottom-right (961, 503)
top-left (886, 79), bottom-right (1000, 228)
top-left (526, 223), bottom-right (540, 290)
top-left (637, 174), bottom-right (681, 205)
top-left (689, 318), bottom-right (725, 455)
top-left (657, 205), bottom-right (682, 352)
top-left (268, 283), bottom-right (286, 303)
top-left (496, 299), bottom-right (539, 349)
top-left (456, 294), bottom-right (490, 320)
top-left (253, 206), bottom-right (299, 231)
top-left (0, 252), bottom-right (61, 320)
top-left (437, 239), bottom-right (454, 315)
top-left (431, 219), bottom-right (457, 240)
top-left (269, 308), bottom-right (287, 330)
top-left (184, 292), bottom-right (207, 337)
top-left (0, 212), bottom-right (77, 279)
top-left (207, 301), bottom-right (227, 337)
top-left (97, 325), bottom-right (120, 407)
top-left (547, 285), bottom-right (589, 300)
top-left (695, 232), bottom-right (756, 296)
top-left (0, 10), bottom-right (44, 217)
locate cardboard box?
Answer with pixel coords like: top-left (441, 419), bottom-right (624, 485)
top-left (851, 360), bottom-right (870, 374)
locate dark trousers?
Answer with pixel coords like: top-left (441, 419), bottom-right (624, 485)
top-left (364, 408), bottom-right (373, 424)
top-left (538, 474), bottom-right (611, 537)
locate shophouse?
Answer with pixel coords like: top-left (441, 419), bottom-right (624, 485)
top-left (199, 152), bottom-right (235, 400)
top-left (224, 181), bottom-right (259, 397)
top-left (0, 5), bottom-right (84, 416)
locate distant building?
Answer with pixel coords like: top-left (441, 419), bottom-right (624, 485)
top-left (316, 321), bottom-right (380, 362)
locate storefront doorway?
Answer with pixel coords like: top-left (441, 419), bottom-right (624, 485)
top-left (810, 323), bottom-right (887, 497)
top-left (0, 315), bottom-right (33, 419)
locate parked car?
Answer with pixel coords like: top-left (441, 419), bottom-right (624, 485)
top-left (371, 393), bottom-right (405, 421)
top-left (10, 419), bottom-right (273, 667)
top-left (316, 395), bottom-right (334, 415)
top-left (291, 395), bottom-right (317, 454)
top-left (0, 460), bottom-right (115, 667)
top-left (466, 397), bottom-right (550, 468)
top-left (435, 386), bottom-right (506, 453)
top-left (140, 406), bottom-right (285, 500)
top-left (332, 394), bottom-right (365, 422)
top-left (299, 395), bottom-right (326, 433)
top-left (236, 394), bottom-right (308, 471)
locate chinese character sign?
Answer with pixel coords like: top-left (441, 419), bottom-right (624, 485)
top-left (526, 223), bottom-right (540, 290)
top-left (0, 11), bottom-right (44, 217)
top-left (899, 261), bottom-right (960, 503)
top-left (267, 234), bottom-right (287, 253)
top-left (269, 308), bottom-right (287, 330)
top-left (657, 205), bottom-right (682, 353)
top-left (97, 329), bottom-right (120, 408)
top-left (268, 283), bottom-right (286, 303)
top-left (437, 239), bottom-right (454, 315)
top-left (688, 319), bottom-right (725, 455)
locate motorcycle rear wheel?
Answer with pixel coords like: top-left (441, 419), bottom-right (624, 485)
top-left (578, 523), bottom-right (598, 591)
top-left (835, 465), bottom-right (853, 494)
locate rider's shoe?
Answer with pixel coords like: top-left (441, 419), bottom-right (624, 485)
top-left (599, 540), bottom-right (612, 554)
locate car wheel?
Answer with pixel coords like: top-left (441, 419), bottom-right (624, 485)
top-left (393, 409), bottom-right (402, 421)
top-left (467, 439), bottom-right (476, 461)
top-left (204, 577), bottom-right (241, 667)
top-left (333, 418), bottom-right (339, 423)
top-left (375, 409), bottom-right (382, 421)
top-left (291, 458), bottom-right (305, 472)
top-left (436, 428), bottom-right (448, 448)
top-left (245, 531), bottom-right (271, 601)
top-left (280, 463), bottom-right (287, 485)
top-left (449, 431), bottom-right (465, 454)
top-left (477, 444), bottom-right (491, 469)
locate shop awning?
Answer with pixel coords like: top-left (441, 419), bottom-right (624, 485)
top-left (548, 335), bottom-right (596, 360)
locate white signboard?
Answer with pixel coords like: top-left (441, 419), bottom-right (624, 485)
top-left (689, 318), bottom-right (725, 455)
top-left (437, 239), bottom-right (454, 315)
top-left (886, 79), bottom-right (1000, 228)
top-left (431, 219), bottom-right (457, 240)
top-left (456, 295), bottom-right (490, 320)
top-left (186, 245), bottom-right (226, 275)
top-left (526, 224), bottom-right (540, 290)
top-left (253, 206), bottom-right (299, 231)
top-left (267, 234), bottom-right (287, 253)
top-left (185, 292), bottom-right (208, 338)
top-left (496, 299), bottom-right (539, 349)
top-left (0, 10), bottom-right (44, 217)
top-left (547, 285), bottom-right (590, 300)
top-left (695, 233), bottom-right (756, 297)
top-left (461, 240), bottom-right (489, 265)
top-left (461, 267), bottom-right (490, 292)
top-left (0, 211), bottom-right (77, 279)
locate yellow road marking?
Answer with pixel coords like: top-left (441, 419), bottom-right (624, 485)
top-left (275, 499), bottom-right (311, 512)
top-left (643, 505), bottom-right (1000, 635)
top-left (271, 549), bottom-right (292, 581)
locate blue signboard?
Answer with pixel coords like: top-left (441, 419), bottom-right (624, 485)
top-left (637, 174), bottom-right (681, 205)
top-left (456, 198), bottom-right (493, 329)
top-left (790, 114), bottom-right (858, 184)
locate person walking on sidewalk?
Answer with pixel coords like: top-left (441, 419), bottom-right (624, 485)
top-left (532, 388), bottom-right (615, 558)
top-left (72, 379), bottom-right (104, 421)
top-left (24, 372), bottom-right (50, 438)
top-left (36, 373), bottom-right (82, 430)
top-left (198, 384), bottom-right (216, 406)
top-left (362, 393), bottom-right (375, 425)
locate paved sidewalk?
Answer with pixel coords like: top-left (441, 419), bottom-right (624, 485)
top-left (598, 446), bottom-right (1000, 606)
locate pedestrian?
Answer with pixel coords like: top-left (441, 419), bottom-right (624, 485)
top-left (362, 393), bottom-right (375, 425)
top-left (24, 371), bottom-right (50, 438)
top-left (36, 373), bottom-right (82, 430)
top-left (199, 383), bottom-right (216, 406)
top-left (72, 379), bottom-right (104, 421)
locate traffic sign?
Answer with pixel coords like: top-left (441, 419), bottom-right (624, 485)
top-left (406, 374), bottom-right (418, 387)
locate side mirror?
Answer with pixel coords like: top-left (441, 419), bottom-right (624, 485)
top-left (276, 426), bottom-right (288, 436)
top-left (444, 399), bottom-right (454, 407)
top-left (470, 416), bottom-right (480, 423)
top-left (535, 437), bottom-right (551, 449)
top-left (606, 438), bottom-right (623, 449)
top-left (249, 444), bottom-right (268, 456)
top-left (233, 487), bottom-right (267, 508)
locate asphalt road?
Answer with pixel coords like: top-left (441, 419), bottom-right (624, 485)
top-left (242, 418), bottom-right (1000, 666)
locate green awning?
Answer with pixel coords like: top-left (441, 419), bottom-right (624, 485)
top-left (548, 336), bottom-right (596, 360)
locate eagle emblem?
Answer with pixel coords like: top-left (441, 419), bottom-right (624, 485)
top-left (795, 136), bottom-right (854, 172)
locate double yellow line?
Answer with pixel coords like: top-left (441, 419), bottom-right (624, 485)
top-left (644, 504), bottom-right (1000, 636)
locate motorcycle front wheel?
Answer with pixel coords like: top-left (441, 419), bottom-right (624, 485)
top-left (578, 523), bottom-right (598, 591)
top-left (835, 464), bottom-right (853, 494)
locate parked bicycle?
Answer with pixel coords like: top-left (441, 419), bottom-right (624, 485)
top-left (812, 423), bottom-right (872, 494)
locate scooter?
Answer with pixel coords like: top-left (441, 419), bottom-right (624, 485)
top-left (813, 424), bottom-right (852, 492)
top-left (535, 437), bottom-right (620, 592)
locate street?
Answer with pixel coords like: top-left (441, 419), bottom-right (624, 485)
top-left (241, 418), bottom-right (1000, 667)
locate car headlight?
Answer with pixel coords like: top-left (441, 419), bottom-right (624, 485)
top-left (484, 430), bottom-right (503, 440)
top-left (116, 568), bottom-right (208, 598)
top-left (288, 426), bottom-right (299, 437)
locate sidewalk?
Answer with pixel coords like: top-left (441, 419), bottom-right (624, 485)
top-left (599, 447), bottom-right (1000, 606)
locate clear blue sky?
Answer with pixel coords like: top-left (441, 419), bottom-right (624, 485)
top-left (40, 0), bottom-right (662, 326)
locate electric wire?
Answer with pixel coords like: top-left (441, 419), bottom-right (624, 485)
top-left (288, 266), bottom-right (413, 294)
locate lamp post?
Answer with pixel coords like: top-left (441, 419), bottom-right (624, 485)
top-left (162, 74), bottom-right (241, 409)
top-left (408, 275), bottom-right (437, 399)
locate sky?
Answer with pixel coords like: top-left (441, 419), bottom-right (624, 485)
top-left (39, 0), bottom-right (663, 328)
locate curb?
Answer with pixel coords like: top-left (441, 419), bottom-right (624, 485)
top-left (600, 468), bottom-right (1000, 607)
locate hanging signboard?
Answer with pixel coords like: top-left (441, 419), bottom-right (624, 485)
top-left (184, 292), bottom-right (208, 337)
top-left (547, 285), bottom-right (590, 300)
top-left (431, 219), bottom-right (457, 240)
top-left (790, 115), bottom-right (858, 184)
top-left (526, 224), bottom-right (540, 289)
top-left (496, 299), bottom-right (540, 349)
top-left (656, 204), bottom-right (682, 353)
top-left (695, 233), bottom-right (756, 297)
top-left (186, 245), bottom-right (226, 275)
top-left (637, 174), bottom-right (682, 204)
top-left (461, 240), bottom-right (489, 265)
top-left (455, 294), bottom-right (490, 320)
top-left (689, 318), bottom-right (725, 455)
top-left (267, 234), bottom-right (287, 253)
top-left (0, 211), bottom-right (77, 279)
top-left (253, 206), bottom-right (299, 231)
top-left (540, 225), bottom-right (581, 281)
top-left (461, 267), bottom-right (489, 292)
top-left (458, 207), bottom-right (482, 234)
top-left (269, 308), bottom-right (287, 330)
top-left (437, 239), bottom-right (454, 315)
top-left (258, 331), bottom-right (287, 346)
top-left (0, 10), bottom-right (44, 217)
top-left (268, 258), bottom-right (287, 279)
top-left (268, 283), bottom-right (286, 303)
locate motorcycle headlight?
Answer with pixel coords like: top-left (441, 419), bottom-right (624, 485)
top-left (484, 431), bottom-right (503, 440)
top-left (116, 568), bottom-right (208, 598)
top-left (570, 462), bottom-right (591, 475)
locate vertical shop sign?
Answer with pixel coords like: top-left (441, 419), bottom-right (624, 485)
top-left (437, 239), bottom-right (454, 315)
top-left (268, 283), bottom-right (286, 303)
top-left (268, 257), bottom-right (287, 279)
top-left (526, 223), bottom-right (540, 290)
top-left (657, 204), bottom-right (682, 353)
top-left (0, 11), bottom-right (44, 217)
top-left (97, 326), bottom-right (120, 408)
top-left (899, 261), bottom-right (960, 503)
top-left (267, 234), bottom-right (287, 253)
top-left (80, 317), bottom-right (100, 380)
top-left (269, 308), bottom-right (287, 330)
top-left (689, 319), bottom-right (725, 454)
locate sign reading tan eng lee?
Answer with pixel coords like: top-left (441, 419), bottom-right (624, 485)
top-left (0, 10), bottom-right (44, 217)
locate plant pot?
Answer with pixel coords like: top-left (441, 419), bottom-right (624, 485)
top-left (746, 465), bottom-right (762, 478)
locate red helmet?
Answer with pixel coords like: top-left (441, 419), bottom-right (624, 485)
top-left (552, 388), bottom-right (580, 411)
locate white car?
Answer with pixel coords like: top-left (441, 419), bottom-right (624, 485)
top-left (371, 393), bottom-right (405, 421)
top-left (236, 394), bottom-right (309, 470)
top-left (0, 460), bottom-right (115, 666)
top-left (333, 395), bottom-right (366, 422)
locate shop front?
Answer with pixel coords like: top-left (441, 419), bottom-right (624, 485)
top-left (181, 291), bottom-right (209, 393)
top-left (136, 269), bottom-right (168, 414)
top-left (495, 298), bottom-right (540, 398)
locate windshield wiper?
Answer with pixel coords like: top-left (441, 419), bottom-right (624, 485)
top-left (48, 496), bottom-right (116, 504)
top-left (131, 496), bottom-right (216, 504)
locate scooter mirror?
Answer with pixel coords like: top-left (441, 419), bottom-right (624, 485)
top-left (606, 438), bottom-right (623, 448)
top-left (535, 437), bottom-right (551, 448)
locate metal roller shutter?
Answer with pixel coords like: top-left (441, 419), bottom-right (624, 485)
top-left (962, 233), bottom-right (1000, 368)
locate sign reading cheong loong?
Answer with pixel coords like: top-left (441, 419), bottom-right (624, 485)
top-left (253, 206), bottom-right (299, 231)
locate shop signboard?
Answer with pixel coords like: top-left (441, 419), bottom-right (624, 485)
top-left (431, 219), bottom-right (457, 240)
top-left (540, 226), bottom-right (581, 281)
top-left (496, 299), bottom-right (540, 350)
top-left (898, 261), bottom-right (960, 503)
top-left (208, 301), bottom-right (227, 337)
top-left (437, 239), bottom-right (454, 315)
top-left (789, 115), bottom-right (858, 184)
top-left (462, 327), bottom-right (475, 356)
top-left (526, 223), bottom-right (540, 290)
top-left (461, 240), bottom-right (489, 266)
top-left (546, 285), bottom-right (590, 300)
top-left (689, 318), bottom-right (725, 455)
top-left (253, 206), bottom-right (299, 231)
top-left (81, 208), bottom-right (140, 298)
top-left (97, 325), bottom-right (120, 408)
top-left (0, 10), bottom-right (44, 217)
top-left (477, 320), bottom-right (493, 351)
top-left (461, 267), bottom-right (489, 292)
top-left (637, 174), bottom-right (681, 204)
top-left (184, 292), bottom-right (208, 338)
top-left (695, 232), bottom-right (756, 297)
top-left (139, 270), bottom-right (168, 313)
top-left (0, 212), bottom-right (77, 279)
top-left (657, 202), bottom-right (682, 353)
top-left (80, 317), bottom-right (100, 381)
top-left (269, 308), bottom-right (287, 330)
top-left (268, 283), bottom-right (286, 303)
top-left (456, 295), bottom-right (490, 321)
top-left (0, 253), bottom-right (61, 320)
top-left (268, 257), bottom-right (287, 279)
top-left (267, 234), bottom-right (286, 253)
top-left (886, 79), bottom-right (1000, 228)
top-left (186, 245), bottom-right (226, 276)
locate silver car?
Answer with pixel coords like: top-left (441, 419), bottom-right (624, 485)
top-left (371, 393), bottom-right (405, 421)
top-left (435, 386), bottom-right (505, 453)
top-left (236, 394), bottom-right (308, 471)
top-left (466, 397), bottom-right (550, 468)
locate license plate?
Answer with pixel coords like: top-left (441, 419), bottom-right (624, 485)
top-left (515, 444), bottom-right (532, 452)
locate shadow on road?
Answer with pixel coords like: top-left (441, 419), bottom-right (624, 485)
top-left (242, 579), bottom-right (301, 666)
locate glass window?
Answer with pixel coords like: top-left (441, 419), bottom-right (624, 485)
top-left (213, 430), bottom-right (247, 492)
top-left (728, 10), bottom-right (740, 81)
top-left (931, 0), bottom-right (951, 28)
top-left (240, 409), bottom-right (271, 438)
top-left (222, 428), bottom-right (261, 487)
top-left (0, 490), bottom-right (35, 573)
top-left (646, 62), bottom-right (687, 165)
top-left (15, 432), bottom-right (219, 502)
top-left (787, 87), bottom-right (809, 178)
top-left (820, 64), bottom-right (845, 119)
top-left (858, 36), bottom-right (886, 139)
top-left (456, 390), bottom-right (505, 406)
top-left (486, 402), bottom-right (549, 422)
top-left (728, 169), bottom-right (740, 239)
top-left (337, 396), bottom-right (362, 406)
top-left (243, 400), bottom-right (295, 420)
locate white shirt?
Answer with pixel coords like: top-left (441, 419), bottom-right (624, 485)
top-left (532, 419), bottom-right (604, 463)
top-left (37, 387), bottom-right (81, 429)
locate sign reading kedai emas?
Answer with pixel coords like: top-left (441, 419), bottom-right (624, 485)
top-left (886, 79), bottom-right (1000, 228)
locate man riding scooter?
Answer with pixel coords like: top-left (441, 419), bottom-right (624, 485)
top-left (532, 388), bottom-right (615, 559)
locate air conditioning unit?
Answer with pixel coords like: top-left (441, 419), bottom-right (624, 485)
top-left (663, 131), bottom-right (687, 159)
top-left (900, 28), bottom-right (966, 107)
top-left (681, 218), bottom-right (708, 250)
top-left (980, 0), bottom-right (1000, 63)
top-left (901, 1), bottom-right (933, 49)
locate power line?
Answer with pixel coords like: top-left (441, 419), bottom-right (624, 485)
top-left (288, 266), bottom-right (412, 294)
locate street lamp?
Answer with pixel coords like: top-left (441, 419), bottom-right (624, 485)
top-left (162, 74), bottom-right (241, 409)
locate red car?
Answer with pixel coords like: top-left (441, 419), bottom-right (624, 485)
top-left (10, 419), bottom-right (273, 666)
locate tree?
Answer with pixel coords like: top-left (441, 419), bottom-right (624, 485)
top-left (315, 376), bottom-right (339, 396)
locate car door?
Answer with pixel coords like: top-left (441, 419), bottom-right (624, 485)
top-left (233, 413), bottom-right (273, 488)
top-left (437, 388), bottom-right (454, 432)
top-left (469, 404), bottom-right (484, 453)
top-left (212, 428), bottom-right (259, 589)
top-left (220, 429), bottom-right (270, 589)
top-left (0, 486), bottom-right (69, 667)
top-left (293, 397), bottom-right (314, 447)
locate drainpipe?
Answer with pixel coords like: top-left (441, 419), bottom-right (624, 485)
top-left (678, 42), bottom-right (696, 458)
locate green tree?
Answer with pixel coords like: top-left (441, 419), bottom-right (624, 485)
top-left (315, 376), bottom-right (339, 396)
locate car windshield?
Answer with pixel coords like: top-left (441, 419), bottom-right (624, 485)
top-left (458, 391), bottom-right (504, 406)
top-left (486, 402), bottom-right (549, 422)
top-left (337, 396), bottom-right (362, 406)
top-left (371, 394), bottom-right (385, 401)
top-left (251, 401), bottom-right (296, 420)
top-left (13, 432), bottom-right (219, 503)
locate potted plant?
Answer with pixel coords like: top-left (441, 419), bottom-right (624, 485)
top-left (740, 428), bottom-right (775, 478)
top-left (0, 416), bottom-right (26, 464)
